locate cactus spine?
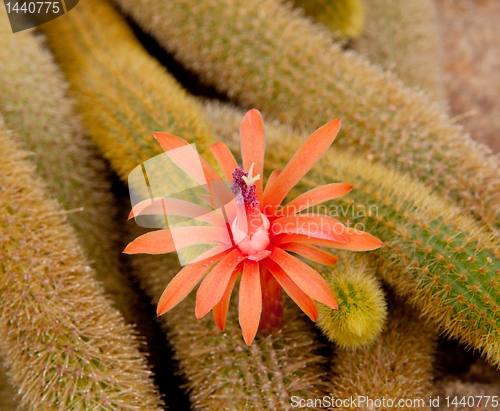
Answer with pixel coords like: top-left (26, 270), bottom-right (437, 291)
top-left (112, 0), bottom-right (500, 233)
top-left (203, 101), bottom-right (500, 368)
top-left (0, 123), bottom-right (163, 411)
top-left (351, 0), bottom-right (444, 100)
top-left (291, 0), bottom-right (365, 39)
top-left (40, 0), bottom-right (333, 407)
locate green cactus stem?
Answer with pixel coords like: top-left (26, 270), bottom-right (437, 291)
top-left (0, 122), bottom-right (163, 411)
top-left (112, 0), bottom-right (500, 233)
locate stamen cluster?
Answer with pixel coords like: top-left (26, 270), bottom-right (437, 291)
top-left (231, 167), bottom-right (258, 207)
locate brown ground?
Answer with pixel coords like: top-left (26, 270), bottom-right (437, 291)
top-left (435, 0), bottom-right (500, 153)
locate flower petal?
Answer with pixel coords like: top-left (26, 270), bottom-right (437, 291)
top-left (268, 248), bottom-right (337, 309)
top-left (271, 214), bottom-right (348, 243)
top-left (261, 259), bottom-right (318, 321)
top-left (153, 132), bottom-right (221, 185)
top-left (279, 243), bottom-right (338, 266)
top-left (157, 253), bottom-right (228, 316)
top-left (209, 141), bottom-right (239, 181)
top-left (212, 267), bottom-right (240, 331)
top-left (129, 197), bottom-right (225, 227)
top-left (123, 226), bottom-right (231, 255)
top-left (274, 228), bottom-right (384, 251)
top-left (263, 170), bottom-right (281, 203)
top-left (239, 260), bottom-right (262, 346)
top-left (280, 183), bottom-right (353, 217)
top-left (196, 249), bottom-right (246, 319)
top-left (263, 118), bottom-right (341, 214)
top-left (240, 109), bottom-right (265, 204)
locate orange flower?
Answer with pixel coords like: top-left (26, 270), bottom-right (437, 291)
top-left (124, 109), bottom-right (383, 345)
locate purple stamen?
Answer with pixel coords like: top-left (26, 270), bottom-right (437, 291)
top-left (231, 167), bottom-right (259, 207)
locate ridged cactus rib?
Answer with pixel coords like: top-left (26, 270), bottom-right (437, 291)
top-left (351, 0), bottom-right (444, 100)
top-left (203, 102), bottom-right (500, 368)
top-left (330, 297), bottom-right (435, 410)
top-left (128, 246), bottom-right (329, 411)
top-left (113, 0), bottom-right (500, 232)
top-left (0, 124), bottom-right (162, 411)
top-left (316, 252), bottom-right (387, 348)
top-left (291, 0), bottom-right (365, 39)
top-left (40, 0), bottom-right (331, 407)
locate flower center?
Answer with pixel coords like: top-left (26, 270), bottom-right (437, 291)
top-left (230, 165), bottom-right (259, 207)
top-left (230, 165), bottom-right (270, 261)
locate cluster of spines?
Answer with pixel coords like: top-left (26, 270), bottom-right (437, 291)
top-left (351, 0), bottom-right (444, 100)
top-left (204, 101), bottom-right (500, 368)
top-left (315, 251), bottom-right (387, 348)
top-left (290, 0), bottom-right (365, 39)
top-left (112, 0), bottom-right (500, 233)
top-left (0, 123), bottom-right (163, 411)
top-left (40, 0), bottom-right (333, 407)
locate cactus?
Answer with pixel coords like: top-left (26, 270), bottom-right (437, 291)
top-left (0, 22), bottom-right (131, 319)
top-left (39, 0), bottom-right (214, 180)
top-left (330, 296), bottom-right (435, 411)
top-left (40, 0), bottom-right (335, 407)
top-left (316, 251), bottom-right (387, 348)
top-left (203, 101), bottom-right (500, 368)
top-left (0, 123), bottom-right (163, 411)
top-left (0, 21), bottom-right (166, 410)
top-left (112, 0), bottom-right (500, 233)
top-left (351, 0), bottom-right (444, 100)
top-left (291, 0), bottom-right (365, 39)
